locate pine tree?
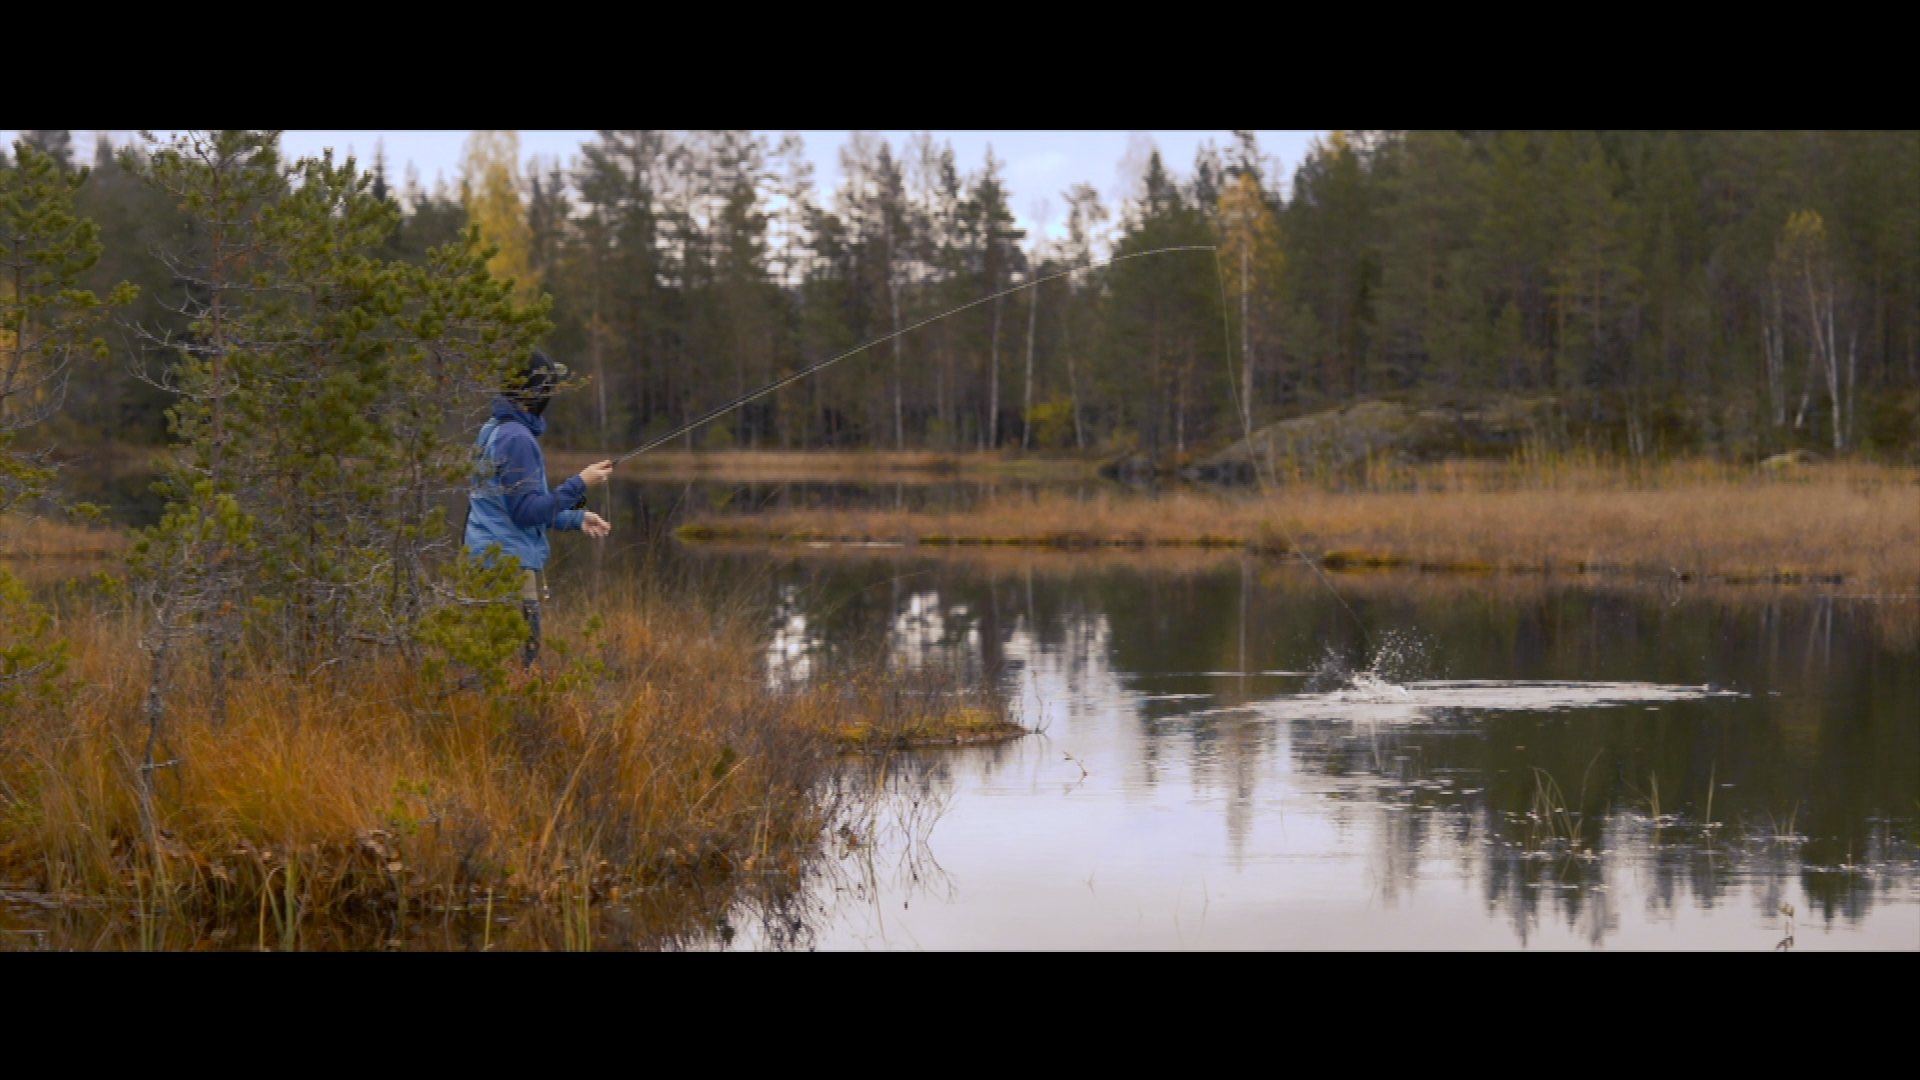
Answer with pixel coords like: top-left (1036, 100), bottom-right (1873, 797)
top-left (1369, 131), bottom-right (1481, 392)
top-left (577, 130), bottom-right (669, 443)
top-left (767, 134), bottom-right (816, 446)
top-left (1546, 133), bottom-right (1640, 398)
top-left (386, 165), bottom-right (469, 264)
top-left (1, 139), bottom-right (136, 512)
top-left (709, 131), bottom-right (779, 447)
top-left (131, 131), bottom-right (550, 746)
top-left (967, 150), bottom-right (1022, 448)
top-left (1283, 131), bottom-right (1376, 398)
top-left (19, 130), bottom-right (73, 172)
top-left (1107, 149), bottom-right (1217, 456)
top-left (1629, 132), bottom-right (1708, 404)
top-left (908, 134), bottom-right (968, 447)
top-left (0, 137), bottom-right (133, 716)
top-left (1475, 131), bottom-right (1554, 390)
top-left (370, 139), bottom-right (392, 204)
top-left (132, 129), bottom-right (289, 731)
top-left (63, 135), bottom-right (184, 443)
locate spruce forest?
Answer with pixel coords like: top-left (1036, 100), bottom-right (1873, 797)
top-left (12, 129), bottom-right (1920, 465)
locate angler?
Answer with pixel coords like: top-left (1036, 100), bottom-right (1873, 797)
top-left (464, 349), bottom-right (615, 665)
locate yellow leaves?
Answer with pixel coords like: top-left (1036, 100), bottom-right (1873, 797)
top-left (461, 131), bottom-right (538, 302)
top-left (1776, 208), bottom-right (1833, 280)
top-left (1215, 171), bottom-right (1284, 296)
top-left (1782, 209), bottom-right (1827, 246)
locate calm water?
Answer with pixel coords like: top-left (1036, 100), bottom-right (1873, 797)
top-left (575, 508), bottom-right (1919, 950)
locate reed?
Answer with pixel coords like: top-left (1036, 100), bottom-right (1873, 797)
top-left (680, 462), bottom-right (1920, 589)
top-left (0, 569), bottom-right (1013, 949)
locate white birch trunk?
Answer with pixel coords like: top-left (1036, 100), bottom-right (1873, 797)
top-left (1762, 283), bottom-right (1786, 428)
top-left (890, 277), bottom-right (904, 450)
top-left (1241, 244), bottom-right (1253, 434)
top-left (987, 295), bottom-right (1001, 450)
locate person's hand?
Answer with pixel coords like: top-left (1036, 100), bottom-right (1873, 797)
top-left (582, 511), bottom-right (611, 539)
top-left (580, 460), bottom-right (614, 487)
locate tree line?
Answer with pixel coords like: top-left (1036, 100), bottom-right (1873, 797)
top-left (9, 129), bottom-right (1920, 463)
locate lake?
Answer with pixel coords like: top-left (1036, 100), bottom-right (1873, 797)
top-left (558, 477), bottom-right (1920, 951)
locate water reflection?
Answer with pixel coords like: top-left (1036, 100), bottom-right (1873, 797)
top-left (688, 548), bottom-right (1920, 950)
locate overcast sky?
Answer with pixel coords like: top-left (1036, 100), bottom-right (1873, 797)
top-left (9, 129), bottom-right (1326, 244)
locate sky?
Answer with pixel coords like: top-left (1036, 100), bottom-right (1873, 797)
top-left (7, 129), bottom-right (1326, 245)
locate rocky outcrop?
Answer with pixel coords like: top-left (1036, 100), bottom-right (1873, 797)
top-left (1200, 398), bottom-right (1566, 477)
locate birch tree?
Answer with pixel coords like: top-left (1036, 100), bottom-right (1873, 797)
top-left (462, 130), bottom-right (537, 301)
top-left (1216, 170), bottom-right (1283, 433)
top-left (1776, 210), bottom-right (1851, 449)
top-left (1059, 183), bottom-right (1107, 449)
top-left (1021, 198), bottom-right (1050, 450)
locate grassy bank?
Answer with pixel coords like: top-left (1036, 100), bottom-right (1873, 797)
top-left (0, 576), bottom-right (1014, 950)
top-left (677, 461), bottom-right (1920, 590)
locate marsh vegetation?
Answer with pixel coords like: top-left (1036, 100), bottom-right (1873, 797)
top-left (677, 458), bottom-right (1920, 591)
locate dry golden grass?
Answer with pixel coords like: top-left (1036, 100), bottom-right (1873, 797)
top-left (0, 577), bottom-right (1011, 949)
top-left (0, 516), bottom-right (127, 559)
top-left (679, 461), bottom-right (1920, 589)
top-left (834, 705), bottom-right (1023, 751)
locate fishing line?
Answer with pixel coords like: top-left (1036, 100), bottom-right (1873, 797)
top-left (1212, 252), bottom-right (1374, 650)
top-left (592, 240), bottom-right (1371, 648)
top-left (611, 245), bottom-right (1217, 464)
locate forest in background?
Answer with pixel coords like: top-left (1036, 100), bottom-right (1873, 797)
top-left (9, 128), bottom-right (1919, 464)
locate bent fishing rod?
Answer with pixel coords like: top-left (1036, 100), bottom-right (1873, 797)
top-left (608, 245), bottom-right (1218, 465)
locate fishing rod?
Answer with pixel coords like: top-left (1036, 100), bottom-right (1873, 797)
top-left (609, 245), bottom-right (1218, 465)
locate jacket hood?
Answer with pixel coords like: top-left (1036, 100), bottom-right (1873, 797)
top-left (491, 396), bottom-right (546, 437)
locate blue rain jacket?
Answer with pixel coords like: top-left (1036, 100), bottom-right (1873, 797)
top-left (463, 397), bottom-right (585, 572)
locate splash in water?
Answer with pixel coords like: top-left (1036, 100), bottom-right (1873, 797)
top-left (1343, 671), bottom-right (1413, 702)
top-left (1207, 680), bottom-right (1743, 725)
top-left (1309, 628), bottom-right (1437, 695)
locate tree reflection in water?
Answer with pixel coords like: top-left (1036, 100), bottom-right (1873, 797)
top-left (721, 544), bottom-right (1918, 949)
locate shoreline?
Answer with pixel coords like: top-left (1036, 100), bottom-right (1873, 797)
top-left (674, 464), bottom-right (1920, 591)
top-left (0, 578), bottom-right (1021, 950)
